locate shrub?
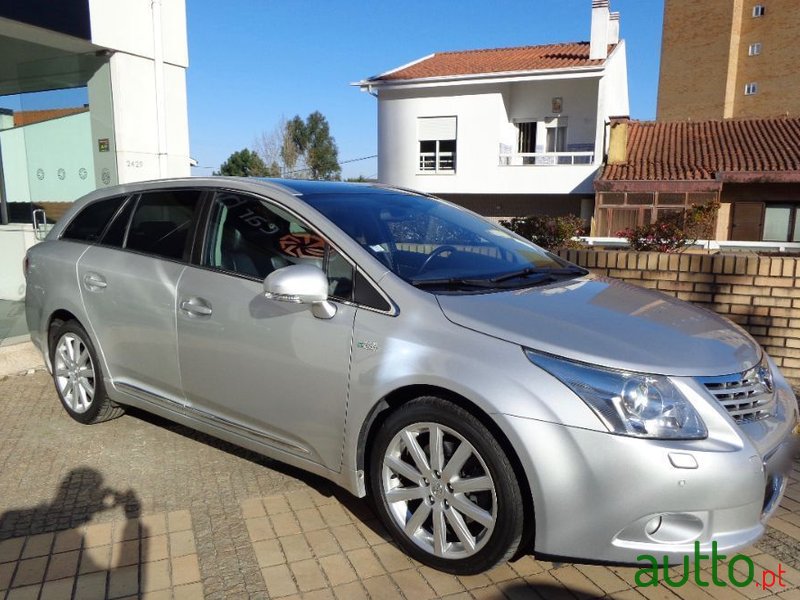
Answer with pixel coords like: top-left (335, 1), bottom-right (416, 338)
top-left (500, 214), bottom-right (586, 251)
top-left (617, 218), bottom-right (688, 252)
top-left (618, 200), bottom-right (720, 253)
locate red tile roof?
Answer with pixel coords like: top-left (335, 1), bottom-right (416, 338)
top-left (599, 118), bottom-right (800, 182)
top-left (13, 107), bottom-right (89, 127)
top-left (374, 42), bottom-right (611, 81)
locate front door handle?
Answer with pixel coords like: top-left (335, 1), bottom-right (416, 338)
top-left (180, 297), bottom-right (213, 317)
top-left (83, 272), bottom-right (107, 291)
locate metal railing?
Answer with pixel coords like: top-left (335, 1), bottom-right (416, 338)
top-left (498, 152), bottom-right (595, 166)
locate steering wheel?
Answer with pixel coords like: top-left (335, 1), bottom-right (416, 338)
top-left (416, 245), bottom-right (459, 275)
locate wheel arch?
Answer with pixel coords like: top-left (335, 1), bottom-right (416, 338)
top-left (357, 384), bottom-right (536, 556)
top-left (47, 309), bottom-right (82, 363)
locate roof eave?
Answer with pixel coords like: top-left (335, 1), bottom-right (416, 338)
top-left (355, 64), bottom-right (607, 90)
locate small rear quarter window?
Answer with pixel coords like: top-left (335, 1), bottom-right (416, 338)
top-left (62, 196), bottom-right (127, 243)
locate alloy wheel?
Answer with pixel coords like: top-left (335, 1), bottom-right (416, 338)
top-left (54, 333), bottom-right (96, 414)
top-left (381, 422), bottom-right (497, 559)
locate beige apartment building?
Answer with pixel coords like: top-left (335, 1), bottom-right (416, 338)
top-left (657, 0), bottom-right (800, 120)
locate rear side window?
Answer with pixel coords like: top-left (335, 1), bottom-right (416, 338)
top-left (126, 190), bottom-right (202, 261)
top-left (62, 196), bottom-right (126, 243)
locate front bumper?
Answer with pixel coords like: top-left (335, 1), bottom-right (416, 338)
top-left (497, 397), bottom-right (799, 565)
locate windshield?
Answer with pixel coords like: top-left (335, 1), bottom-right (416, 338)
top-left (302, 190), bottom-right (584, 291)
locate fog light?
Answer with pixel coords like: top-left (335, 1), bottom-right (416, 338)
top-left (645, 516), bottom-right (663, 535)
top-left (644, 513), bottom-right (703, 544)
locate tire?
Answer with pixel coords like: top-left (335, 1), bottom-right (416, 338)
top-left (369, 397), bottom-right (524, 574)
top-left (49, 319), bottom-right (124, 424)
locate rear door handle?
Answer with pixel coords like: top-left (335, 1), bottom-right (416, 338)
top-left (180, 297), bottom-right (213, 317)
top-left (83, 272), bottom-right (107, 291)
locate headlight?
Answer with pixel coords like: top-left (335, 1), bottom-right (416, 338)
top-left (525, 349), bottom-right (707, 439)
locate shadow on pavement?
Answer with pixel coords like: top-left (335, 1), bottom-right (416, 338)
top-left (0, 467), bottom-right (148, 597)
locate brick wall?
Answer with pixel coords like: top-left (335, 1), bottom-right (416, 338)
top-left (556, 249), bottom-right (800, 385)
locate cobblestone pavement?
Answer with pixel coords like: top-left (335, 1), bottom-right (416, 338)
top-left (1, 370), bottom-right (799, 599)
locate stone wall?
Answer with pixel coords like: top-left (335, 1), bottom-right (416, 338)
top-left (556, 248), bottom-right (800, 385)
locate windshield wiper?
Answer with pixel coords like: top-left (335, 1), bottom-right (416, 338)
top-left (410, 266), bottom-right (587, 290)
top-left (409, 277), bottom-right (500, 289)
top-left (489, 266), bottom-right (587, 283)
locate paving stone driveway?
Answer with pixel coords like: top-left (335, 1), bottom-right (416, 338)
top-left (1, 370), bottom-right (799, 599)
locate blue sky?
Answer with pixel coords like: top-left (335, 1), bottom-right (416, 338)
top-left (187, 0), bottom-right (665, 179)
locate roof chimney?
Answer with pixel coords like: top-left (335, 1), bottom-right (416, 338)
top-left (608, 11), bottom-right (620, 46)
top-left (607, 116), bottom-right (629, 165)
top-left (590, 0), bottom-right (610, 60)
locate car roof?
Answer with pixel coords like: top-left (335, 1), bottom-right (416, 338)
top-left (45, 177), bottom-right (427, 240)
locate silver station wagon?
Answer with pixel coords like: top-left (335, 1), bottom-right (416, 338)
top-left (25, 178), bottom-right (799, 574)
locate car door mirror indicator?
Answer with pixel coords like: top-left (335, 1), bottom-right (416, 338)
top-left (263, 264), bottom-right (337, 319)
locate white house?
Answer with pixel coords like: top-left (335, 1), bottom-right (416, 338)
top-left (356, 0), bottom-right (629, 219)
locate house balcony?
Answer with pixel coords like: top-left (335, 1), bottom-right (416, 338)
top-left (499, 151), bottom-right (595, 166)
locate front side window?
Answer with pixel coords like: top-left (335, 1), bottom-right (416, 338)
top-left (203, 192), bottom-right (354, 301)
top-left (418, 117), bottom-right (456, 173)
top-left (753, 4), bottom-right (765, 17)
top-left (62, 196), bottom-right (127, 243)
top-left (303, 191), bottom-right (578, 293)
top-left (126, 190), bottom-right (202, 261)
top-left (744, 82), bottom-right (758, 95)
top-left (749, 42), bottom-right (762, 56)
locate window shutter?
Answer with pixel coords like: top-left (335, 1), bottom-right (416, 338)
top-left (418, 117), bottom-right (457, 141)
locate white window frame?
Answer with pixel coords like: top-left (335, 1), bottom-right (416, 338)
top-left (752, 4), bottom-right (765, 17)
top-left (744, 82), bottom-right (758, 95)
top-left (418, 117), bottom-right (457, 174)
top-left (749, 42), bottom-right (762, 56)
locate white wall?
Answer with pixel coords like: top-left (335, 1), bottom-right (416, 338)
top-left (377, 77), bottom-right (602, 195)
top-left (87, 0), bottom-right (188, 68)
top-left (0, 225), bottom-right (37, 301)
top-left (89, 0), bottom-right (190, 182)
top-left (595, 41), bottom-right (629, 157)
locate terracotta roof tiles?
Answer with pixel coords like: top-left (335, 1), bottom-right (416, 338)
top-left (13, 107), bottom-right (89, 127)
top-left (599, 118), bottom-right (800, 181)
top-left (375, 42), bottom-right (611, 81)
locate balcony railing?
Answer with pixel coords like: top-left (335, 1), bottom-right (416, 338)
top-left (498, 151), bottom-right (595, 166)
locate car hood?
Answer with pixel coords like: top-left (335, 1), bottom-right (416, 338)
top-left (436, 276), bottom-right (761, 377)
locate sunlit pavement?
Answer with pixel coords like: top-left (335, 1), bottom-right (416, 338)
top-left (1, 370), bottom-right (798, 599)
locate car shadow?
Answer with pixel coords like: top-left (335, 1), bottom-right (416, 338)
top-left (0, 467), bottom-right (148, 597)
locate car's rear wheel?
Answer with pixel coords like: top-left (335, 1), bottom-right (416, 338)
top-left (369, 397), bottom-right (524, 574)
top-left (50, 319), bottom-right (123, 424)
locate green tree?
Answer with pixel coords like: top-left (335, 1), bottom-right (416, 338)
top-left (257, 113), bottom-right (342, 180)
top-left (215, 148), bottom-right (273, 177)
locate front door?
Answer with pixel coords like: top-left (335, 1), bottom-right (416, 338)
top-left (176, 191), bottom-right (356, 470)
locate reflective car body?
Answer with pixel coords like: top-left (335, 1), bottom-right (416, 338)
top-left (26, 177), bottom-right (799, 566)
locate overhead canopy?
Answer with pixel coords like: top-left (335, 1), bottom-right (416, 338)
top-left (0, 17), bottom-right (102, 97)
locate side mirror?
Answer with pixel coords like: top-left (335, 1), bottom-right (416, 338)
top-left (263, 264), bottom-right (337, 319)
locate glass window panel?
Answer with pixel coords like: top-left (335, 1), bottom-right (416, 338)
top-left (62, 196), bottom-right (125, 243)
top-left (763, 206), bottom-right (791, 241)
top-left (126, 190), bottom-right (201, 260)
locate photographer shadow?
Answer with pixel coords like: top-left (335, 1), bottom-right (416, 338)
top-left (0, 467), bottom-right (149, 599)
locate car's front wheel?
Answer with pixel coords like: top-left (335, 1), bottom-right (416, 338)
top-left (50, 319), bottom-right (123, 424)
top-left (369, 397), bottom-right (525, 574)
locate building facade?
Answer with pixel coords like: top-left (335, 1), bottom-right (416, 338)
top-left (594, 117), bottom-right (800, 242)
top-left (356, 0), bottom-right (629, 219)
top-left (657, 0), bottom-right (800, 120)
top-left (0, 0), bottom-right (190, 322)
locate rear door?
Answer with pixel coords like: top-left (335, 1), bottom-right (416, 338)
top-left (78, 189), bottom-right (204, 407)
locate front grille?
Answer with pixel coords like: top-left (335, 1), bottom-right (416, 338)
top-left (698, 362), bottom-right (775, 424)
